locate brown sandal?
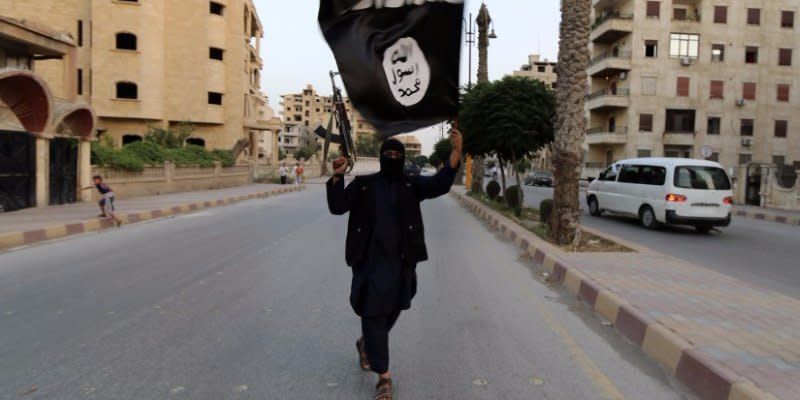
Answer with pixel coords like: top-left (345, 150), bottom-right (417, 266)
top-left (374, 378), bottom-right (393, 400)
top-left (356, 338), bottom-right (371, 371)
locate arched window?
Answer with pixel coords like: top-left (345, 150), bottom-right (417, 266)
top-left (115, 32), bottom-right (137, 50)
top-left (122, 134), bottom-right (143, 145)
top-left (186, 138), bottom-right (206, 148)
top-left (116, 81), bottom-right (138, 99)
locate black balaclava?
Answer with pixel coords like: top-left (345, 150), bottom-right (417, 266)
top-left (379, 139), bottom-right (406, 179)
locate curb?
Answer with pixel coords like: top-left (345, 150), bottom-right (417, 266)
top-left (450, 191), bottom-right (778, 400)
top-left (733, 208), bottom-right (800, 226)
top-left (0, 186), bottom-right (306, 252)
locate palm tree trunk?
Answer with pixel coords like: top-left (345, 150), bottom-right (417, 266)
top-left (551, 0), bottom-right (591, 245)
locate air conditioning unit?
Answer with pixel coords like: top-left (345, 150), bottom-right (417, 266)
top-left (735, 98), bottom-right (746, 107)
top-left (680, 57), bottom-right (693, 66)
top-left (619, 72), bottom-right (628, 80)
top-left (741, 138), bottom-right (753, 146)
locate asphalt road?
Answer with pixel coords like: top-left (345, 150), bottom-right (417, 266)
top-left (519, 184), bottom-right (800, 299)
top-left (0, 186), bottom-right (687, 399)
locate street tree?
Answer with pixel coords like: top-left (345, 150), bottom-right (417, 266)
top-left (459, 76), bottom-right (556, 193)
top-left (409, 155), bottom-right (429, 168)
top-left (551, 0), bottom-right (591, 245)
top-left (430, 137), bottom-right (452, 169)
top-left (355, 134), bottom-right (381, 157)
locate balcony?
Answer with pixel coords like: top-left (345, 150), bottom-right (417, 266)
top-left (663, 131), bottom-right (696, 146)
top-left (591, 12), bottom-right (633, 44)
top-left (585, 127), bottom-right (628, 145)
top-left (588, 51), bottom-right (632, 78)
top-left (587, 88), bottom-right (630, 111)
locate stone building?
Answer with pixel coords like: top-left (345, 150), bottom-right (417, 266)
top-left (513, 54), bottom-right (558, 89)
top-left (396, 135), bottom-right (422, 156)
top-left (0, 0), bottom-right (278, 155)
top-left (585, 0), bottom-right (800, 178)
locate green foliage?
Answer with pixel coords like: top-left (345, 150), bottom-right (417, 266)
top-left (211, 149), bottom-right (235, 167)
top-left (144, 124), bottom-right (192, 149)
top-left (459, 76), bottom-right (556, 163)
top-left (91, 136), bottom-right (235, 170)
top-left (293, 146), bottom-right (316, 161)
top-left (539, 199), bottom-right (554, 224)
top-left (355, 134), bottom-right (381, 157)
top-left (486, 180), bottom-right (501, 200)
top-left (278, 148), bottom-right (287, 160)
top-left (515, 158), bottom-right (532, 174)
top-left (505, 185), bottom-right (524, 216)
top-left (123, 141), bottom-right (165, 165)
top-left (409, 155), bottom-right (429, 168)
top-left (430, 138), bottom-right (452, 167)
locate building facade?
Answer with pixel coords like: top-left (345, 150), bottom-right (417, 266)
top-left (280, 84), bottom-right (377, 151)
top-left (513, 54), bottom-right (558, 89)
top-left (0, 0), bottom-right (278, 154)
top-left (396, 135), bottom-right (422, 156)
top-left (585, 0), bottom-right (800, 178)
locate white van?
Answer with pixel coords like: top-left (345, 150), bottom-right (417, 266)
top-left (586, 158), bottom-right (733, 233)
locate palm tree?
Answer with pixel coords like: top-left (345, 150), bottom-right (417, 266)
top-left (550, 0), bottom-right (591, 245)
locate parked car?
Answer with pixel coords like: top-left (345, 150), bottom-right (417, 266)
top-left (586, 158), bottom-right (734, 233)
top-left (524, 171), bottom-right (553, 187)
top-left (404, 163), bottom-right (421, 177)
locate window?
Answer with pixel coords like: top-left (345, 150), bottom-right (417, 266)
top-left (637, 149), bottom-right (652, 158)
top-left (186, 138), bottom-right (206, 147)
top-left (747, 8), bottom-right (761, 25)
top-left (116, 81), bottom-right (138, 99)
top-left (775, 120), bottom-right (788, 138)
top-left (122, 135), bottom-right (142, 145)
top-left (674, 166), bottom-right (731, 190)
top-left (745, 46), bottom-right (758, 64)
top-left (77, 69), bottom-right (83, 95)
top-left (209, 47), bottom-right (224, 60)
top-left (646, 1), bottom-right (660, 18)
top-left (640, 165), bottom-right (667, 185)
top-left (642, 77), bottom-right (657, 95)
top-left (537, 65), bottom-right (546, 73)
top-left (599, 166), bottom-right (618, 182)
top-left (669, 33), bottom-right (699, 58)
top-left (210, 1), bottom-right (225, 15)
top-left (739, 154), bottom-right (752, 165)
top-left (710, 80), bottom-right (724, 99)
top-left (618, 165), bottom-right (641, 184)
top-left (673, 8), bottom-right (687, 21)
top-left (645, 40), bottom-right (658, 57)
top-left (782, 11), bottom-right (795, 28)
top-left (707, 117), bottom-right (721, 135)
top-left (676, 77), bottom-right (690, 97)
top-left (208, 91), bottom-right (223, 105)
top-left (665, 109), bottom-right (696, 133)
top-left (743, 82), bottom-right (757, 100)
top-left (779, 48), bottom-right (792, 66)
top-left (777, 84), bottom-right (790, 102)
top-left (115, 32), bottom-right (137, 50)
top-left (714, 6), bottom-right (727, 24)
top-left (639, 113), bottom-right (654, 132)
top-left (740, 119), bottom-right (754, 136)
top-left (77, 20), bottom-right (83, 47)
top-left (773, 155), bottom-right (786, 166)
top-left (711, 44), bottom-right (725, 62)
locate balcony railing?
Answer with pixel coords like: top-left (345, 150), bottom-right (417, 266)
top-left (586, 127), bottom-right (626, 135)
top-left (587, 88), bottom-right (630, 101)
top-left (589, 51), bottom-right (632, 66)
top-left (591, 12), bottom-right (634, 30)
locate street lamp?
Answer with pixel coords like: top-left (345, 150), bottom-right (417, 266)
top-left (463, 14), bottom-right (476, 90)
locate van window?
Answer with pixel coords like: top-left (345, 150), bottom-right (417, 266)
top-left (674, 166), bottom-right (731, 190)
top-left (639, 165), bottom-right (667, 185)
top-left (599, 166), bottom-right (618, 181)
top-left (618, 165), bottom-right (640, 183)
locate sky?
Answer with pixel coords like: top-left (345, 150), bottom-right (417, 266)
top-left (255, 0), bottom-right (561, 155)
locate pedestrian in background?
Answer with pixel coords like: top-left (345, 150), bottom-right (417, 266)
top-left (81, 175), bottom-right (122, 227)
top-left (279, 162), bottom-right (289, 185)
top-left (326, 129), bottom-right (462, 400)
top-left (295, 162), bottom-right (304, 185)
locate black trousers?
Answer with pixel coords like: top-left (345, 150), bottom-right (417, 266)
top-left (361, 310), bottom-right (401, 374)
top-left (280, 176), bottom-right (287, 185)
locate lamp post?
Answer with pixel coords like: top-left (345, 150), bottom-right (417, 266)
top-left (468, 2), bottom-right (497, 192)
top-left (464, 14), bottom-right (476, 89)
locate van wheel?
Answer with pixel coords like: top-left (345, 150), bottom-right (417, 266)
top-left (639, 206), bottom-right (659, 230)
top-left (695, 226), bottom-right (712, 234)
top-left (588, 196), bottom-right (602, 217)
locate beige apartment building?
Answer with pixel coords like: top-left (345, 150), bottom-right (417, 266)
top-left (0, 0), bottom-right (279, 155)
top-left (280, 84), bottom-right (377, 151)
top-left (585, 0), bottom-right (800, 178)
top-left (513, 54), bottom-right (558, 89)
top-left (396, 135), bottom-right (422, 156)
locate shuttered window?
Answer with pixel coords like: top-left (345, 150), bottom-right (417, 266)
top-left (639, 114), bottom-right (654, 132)
top-left (710, 80), bottom-right (724, 99)
top-left (747, 8), bottom-right (761, 25)
top-left (741, 119), bottom-right (754, 136)
top-left (777, 84), bottom-right (790, 102)
top-left (782, 11), bottom-right (795, 28)
top-left (646, 1), bottom-right (660, 18)
top-left (714, 6), bottom-right (727, 23)
top-left (775, 120), bottom-right (788, 138)
top-left (676, 77), bottom-right (690, 97)
top-left (743, 82), bottom-right (757, 100)
top-left (779, 48), bottom-right (792, 66)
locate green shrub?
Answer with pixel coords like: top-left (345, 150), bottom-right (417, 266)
top-left (91, 142), bottom-right (114, 166)
top-left (505, 185), bottom-right (524, 216)
top-left (122, 140), bottom-right (165, 165)
top-left (486, 180), bottom-right (501, 200)
top-left (539, 199), bottom-right (554, 224)
top-left (109, 150), bottom-right (145, 171)
top-left (293, 146), bottom-right (316, 161)
top-left (211, 149), bottom-right (235, 167)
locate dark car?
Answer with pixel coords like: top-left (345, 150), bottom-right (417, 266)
top-left (404, 163), bottom-right (421, 177)
top-left (524, 171), bottom-right (553, 187)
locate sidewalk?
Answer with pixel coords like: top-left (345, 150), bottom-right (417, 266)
top-left (0, 184), bottom-right (305, 251)
top-left (453, 191), bottom-right (800, 400)
top-left (734, 205), bottom-right (800, 226)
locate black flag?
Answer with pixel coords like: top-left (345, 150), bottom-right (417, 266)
top-left (319, 0), bottom-right (464, 139)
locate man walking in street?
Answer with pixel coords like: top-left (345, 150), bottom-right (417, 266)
top-left (326, 129), bottom-right (462, 399)
top-left (279, 162), bottom-right (289, 185)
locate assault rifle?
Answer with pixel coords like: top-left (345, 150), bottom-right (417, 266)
top-left (316, 71), bottom-right (356, 174)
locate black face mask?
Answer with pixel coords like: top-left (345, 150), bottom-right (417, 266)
top-left (379, 139), bottom-right (406, 180)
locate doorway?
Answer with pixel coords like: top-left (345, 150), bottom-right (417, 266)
top-left (0, 130), bottom-right (36, 212)
top-left (49, 137), bottom-right (78, 206)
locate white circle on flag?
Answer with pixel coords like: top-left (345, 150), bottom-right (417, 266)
top-left (382, 37), bottom-right (431, 107)
top-left (701, 146), bottom-right (713, 159)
